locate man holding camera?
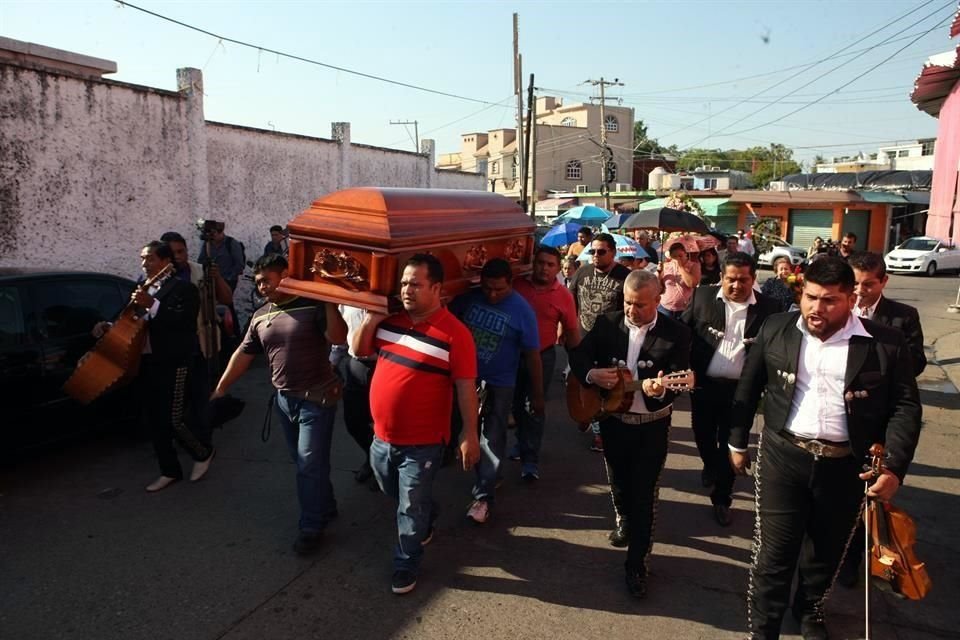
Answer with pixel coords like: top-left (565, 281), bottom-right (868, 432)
top-left (197, 220), bottom-right (245, 292)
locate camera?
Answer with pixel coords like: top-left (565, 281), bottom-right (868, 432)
top-left (196, 219), bottom-right (224, 242)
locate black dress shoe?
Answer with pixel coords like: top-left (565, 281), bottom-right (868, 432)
top-left (608, 525), bottom-right (629, 548)
top-left (293, 530), bottom-right (324, 556)
top-left (624, 567), bottom-right (647, 599)
top-left (354, 461), bottom-right (373, 483)
top-left (713, 504), bottom-right (732, 527)
top-left (798, 617), bottom-right (829, 640)
top-left (792, 608), bottom-right (829, 640)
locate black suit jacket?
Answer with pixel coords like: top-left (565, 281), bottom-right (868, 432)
top-left (873, 296), bottom-right (926, 377)
top-left (146, 277), bottom-right (200, 365)
top-left (569, 311), bottom-right (691, 413)
top-left (681, 285), bottom-right (781, 377)
top-left (731, 312), bottom-right (922, 481)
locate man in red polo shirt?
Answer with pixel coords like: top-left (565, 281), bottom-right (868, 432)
top-left (511, 245), bottom-right (580, 480)
top-left (353, 253), bottom-right (480, 596)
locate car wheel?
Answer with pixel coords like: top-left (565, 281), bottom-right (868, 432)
top-left (926, 261), bottom-right (937, 277)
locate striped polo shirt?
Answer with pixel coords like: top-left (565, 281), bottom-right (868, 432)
top-left (370, 307), bottom-right (477, 446)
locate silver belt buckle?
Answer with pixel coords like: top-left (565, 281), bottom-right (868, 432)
top-left (807, 439), bottom-right (825, 457)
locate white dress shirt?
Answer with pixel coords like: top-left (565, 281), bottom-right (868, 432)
top-left (786, 313), bottom-right (872, 442)
top-left (626, 314), bottom-right (658, 414)
top-left (738, 237), bottom-right (755, 255)
top-left (705, 288), bottom-right (756, 380)
top-left (854, 295), bottom-right (882, 320)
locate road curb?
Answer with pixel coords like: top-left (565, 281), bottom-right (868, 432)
top-left (932, 329), bottom-right (960, 393)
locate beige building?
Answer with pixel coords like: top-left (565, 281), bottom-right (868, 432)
top-left (439, 96), bottom-right (635, 202)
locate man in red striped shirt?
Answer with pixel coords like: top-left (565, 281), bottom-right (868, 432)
top-left (353, 254), bottom-right (480, 596)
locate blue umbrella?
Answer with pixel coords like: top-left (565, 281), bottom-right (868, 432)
top-left (556, 205), bottom-right (612, 224)
top-left (540, 222), bottom-right (583, 248)
top-left (604, 212), bottom-right (635, 230)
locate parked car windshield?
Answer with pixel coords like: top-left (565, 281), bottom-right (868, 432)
top-left (900, 238), bottom-right (939, 251)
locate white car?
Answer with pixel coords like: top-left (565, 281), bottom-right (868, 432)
top-left (757, 237), bottom-right (807, 267)
top-left (885, 237), bottom-right (960, 276)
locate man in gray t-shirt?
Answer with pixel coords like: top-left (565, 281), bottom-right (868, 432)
top-left (213, 255), bottom-right (347, 556)
top-left (568, 233), bottom-right (630, 335)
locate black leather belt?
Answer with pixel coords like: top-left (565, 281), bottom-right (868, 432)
top-left (610, 406), bottom-right (672, 425)
top-left (783, 433), bottom-right (852, 458)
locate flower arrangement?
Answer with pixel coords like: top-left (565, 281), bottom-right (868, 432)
top-left (786, 269), bottom-right (804, 306)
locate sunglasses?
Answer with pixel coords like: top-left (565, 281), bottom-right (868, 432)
top-left (587, 248), bottom-right (610, 257)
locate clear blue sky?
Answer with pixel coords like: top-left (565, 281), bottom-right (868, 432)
top-left (3, 0), bottom-right (956, 167)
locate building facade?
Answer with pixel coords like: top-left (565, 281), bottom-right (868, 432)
top-left (814, 139), bottom-right (937, 173)
top-left (440, 96), bottom-right (635, 203)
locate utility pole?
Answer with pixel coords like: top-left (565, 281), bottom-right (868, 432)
top-left (523, 74), bottom-right (535, 219)
top-left (587, 77), bottom-right (624, 210)
top-left (513, 13), bottom-right (525, 208)
top-left (389, 120), bottom-right (419, 152)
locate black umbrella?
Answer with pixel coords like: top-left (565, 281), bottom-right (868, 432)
top-left (622, 207), bottom-right (711, 234)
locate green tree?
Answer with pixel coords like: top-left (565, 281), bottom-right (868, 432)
top-left (633, 120), bottom-right (676, 158)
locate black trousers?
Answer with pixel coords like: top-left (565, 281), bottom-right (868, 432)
top-left (748, 429), bottom-right (864, 640)
top-left (140, 357), bottom-right (213, 479)
top-left (599, 416), bottom-right (670, 571)
top-left (691, 377), bottom-right (738, 507)
top-left (340, 356), bottom-right (375, 455)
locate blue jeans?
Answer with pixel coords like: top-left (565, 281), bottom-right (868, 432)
top-left (512, 347), bottom-right (556, 465)
top-left (275, 391), bottom-right (338, 533)
top-left (473, 384), bottom-right (514, 503)
top-left (369, 437), bottom-right (443, 573)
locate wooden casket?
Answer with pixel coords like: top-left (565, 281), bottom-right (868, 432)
top-left (280, 188), bottom-right (535, 313)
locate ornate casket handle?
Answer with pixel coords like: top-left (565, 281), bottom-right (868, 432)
top-left (311, 248), bottom-right (367, 283)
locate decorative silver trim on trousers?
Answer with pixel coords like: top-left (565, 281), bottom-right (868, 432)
top-left (642, 423), bottom-right (671, 576)
top-left (746, 429), bottom-right (764, 637)
top-left (170, 365), bottom-right (211, 461)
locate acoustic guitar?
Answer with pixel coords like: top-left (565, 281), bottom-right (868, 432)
top-left (566, 362), bottom-right (695, 424)
top-left (63, 264), bottom-right (175, 404)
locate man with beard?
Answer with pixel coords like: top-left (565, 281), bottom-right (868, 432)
top-left (511, 246), bottom-right (580, 481)
top-left (213, 254), bottom-right (348, 556)
top-left (837, 232), bottom-right (857, 262)
top-left (730, 257), bottom-right (922, 640)
top-left (352, 253), bottom-right (481, 595)
top-left (681, 252), bottom-right (779, 526)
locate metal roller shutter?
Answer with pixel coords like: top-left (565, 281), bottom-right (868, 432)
top-left (788, 209), bottom-right (833, 250)
top-left (707, 215), bottom-right (738, 234)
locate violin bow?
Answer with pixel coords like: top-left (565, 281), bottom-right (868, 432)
top-left (863, 443), bottom-right (884, 640)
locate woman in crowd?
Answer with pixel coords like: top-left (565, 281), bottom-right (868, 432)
top-left (699, 247), bottom-right (721, 286)
top-left (760, 256), bottom-right (796, 311)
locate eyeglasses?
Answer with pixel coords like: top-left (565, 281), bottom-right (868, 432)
top-left (587, 249), bottom-right (610, 257)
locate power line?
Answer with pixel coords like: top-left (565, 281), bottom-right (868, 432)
top-left (717, 11), bottom-right (954, 139)
top-left (672, 0), bottom-right (950, 146)
top-left (114, 0), bottom-right (499, 106)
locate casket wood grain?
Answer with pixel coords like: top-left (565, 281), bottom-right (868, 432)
top-left (280, 188), bottom-right (535, 313)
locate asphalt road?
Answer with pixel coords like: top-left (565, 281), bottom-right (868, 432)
top-left (2, 272), bottom-right (959, 640)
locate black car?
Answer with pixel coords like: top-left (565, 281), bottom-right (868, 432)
top-left (0, 269), bottom-right (139, 450)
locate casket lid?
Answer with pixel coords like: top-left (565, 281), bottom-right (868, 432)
top-left (287, 187), bottom-right (533, 250)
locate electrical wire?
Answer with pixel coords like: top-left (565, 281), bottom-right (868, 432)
top-left (114, 0), bottom-right (499, 106)
top-left (671, 0), bottom-right (951, 145)
top-left (716, 12), bottom-right (955, 139)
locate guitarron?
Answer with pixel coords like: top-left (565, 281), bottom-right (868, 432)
top-left (63, 264), bottom-right (174, 405)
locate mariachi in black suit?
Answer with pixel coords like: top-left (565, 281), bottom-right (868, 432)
top-left (681, 285), bottom-right (780, 511)
top-left (140, 274), bottom-right (212, 479)
top-left (873, 295), bottom-right (926, 377)
top-left (731, 311), bottom-right (921, 639)
top-left (570, 310), bottom-right (691, 575)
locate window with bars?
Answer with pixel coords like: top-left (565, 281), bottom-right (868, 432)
top-left (921, 141), bottom-right (935, 156)
top-left (566, 160), bottom-right (582, 180)
top-left (560, 117), bottom-right (577, 127)
top-left (604, 115), bottom-right (619, 132)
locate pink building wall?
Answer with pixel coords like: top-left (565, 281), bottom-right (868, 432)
top-left (925, 78), bottom-right (960, 243)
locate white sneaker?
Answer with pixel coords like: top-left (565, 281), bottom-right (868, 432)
top-left (466, 499), bottom-right (490, 524)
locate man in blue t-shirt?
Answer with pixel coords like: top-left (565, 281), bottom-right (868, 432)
top-left (450, 258), bottom-right (543, 524)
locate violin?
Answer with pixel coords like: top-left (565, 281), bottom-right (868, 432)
top-left (865, 443), bottom-right (932, 600)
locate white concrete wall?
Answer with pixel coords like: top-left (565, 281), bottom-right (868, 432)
top-left (0, 62), bottom-right (485, 278)
top-left (0, 64), bottom-right (197, 277)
